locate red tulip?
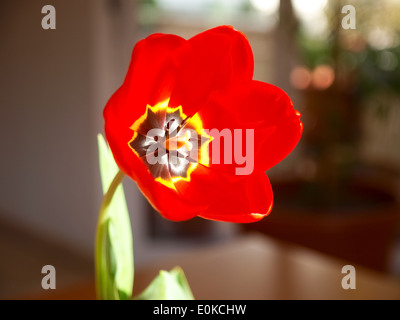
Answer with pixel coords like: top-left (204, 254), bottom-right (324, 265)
top-left (104, 26), bottom-right (302, 223)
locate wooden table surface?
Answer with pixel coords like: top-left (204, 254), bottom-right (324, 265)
top-left (34, 233), bottom-right (400, 300)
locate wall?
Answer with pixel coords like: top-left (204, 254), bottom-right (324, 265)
top-left (0, 0), bottom-right (144, 256)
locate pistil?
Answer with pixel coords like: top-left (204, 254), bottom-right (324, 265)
top-left (163, 130), bottom-right (192, 152)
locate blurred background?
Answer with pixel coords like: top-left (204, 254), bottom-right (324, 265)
top-left (1, 0), bottom-right (400, 299)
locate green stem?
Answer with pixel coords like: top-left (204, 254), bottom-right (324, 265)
top-left (95, 169), bottom-right (125, 299)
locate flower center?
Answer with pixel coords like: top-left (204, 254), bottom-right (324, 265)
top-left (128, 99), bottom-right (210, 189)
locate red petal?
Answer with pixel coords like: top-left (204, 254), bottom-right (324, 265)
top-left (197, 80), bottom-right (303, 175)
top-left (169, 26), bottom-right (254, 115)
top-left (129, 159), bottom-right (208, 222)
top-left (104, 33), bottom-right (189, 134)
top-left (174, 165), bottom-right (273, 223)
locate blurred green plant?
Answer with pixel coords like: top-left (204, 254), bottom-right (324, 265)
top-left (134, 267), bottom-right (194, 300)
top-left (288, 0), bottom-right (400, 208)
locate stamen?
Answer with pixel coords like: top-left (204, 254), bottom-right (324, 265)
top-left (128, 102), bottom-right (210, 189)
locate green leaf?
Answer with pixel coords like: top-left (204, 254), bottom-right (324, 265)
top-left (134, 266), bottom-right (195, 300)
top-left (96, 134), bottom-right (134, 300)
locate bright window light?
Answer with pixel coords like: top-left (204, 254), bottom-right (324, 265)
top-left (250, 0), bottom-right (280, 15)
top-left (291, 0), bottom-right (328, 18)
top-left (156, 0), bottom-right (245, 12)
top-left (292, 0), bottom-right (328, 37)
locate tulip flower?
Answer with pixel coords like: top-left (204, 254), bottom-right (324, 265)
top-left (104, 25), bottom-right (302, 223)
